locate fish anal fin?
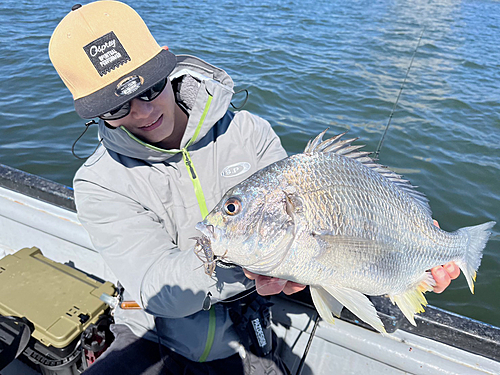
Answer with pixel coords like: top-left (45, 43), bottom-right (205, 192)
top-left (310, 286), bottom-right (344, 325)
top-left (322, 285), bottom-right (386, 333)
top-left (389, 272), bottom-right (435, 326)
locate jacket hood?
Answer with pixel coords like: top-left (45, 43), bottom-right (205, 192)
top-left (97, 55), bottom-right (234, 162)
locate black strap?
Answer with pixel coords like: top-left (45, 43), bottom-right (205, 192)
top-left (0, 316), bottom-right (33, 371)
top-left (226, 292), bottom-right (273, 357)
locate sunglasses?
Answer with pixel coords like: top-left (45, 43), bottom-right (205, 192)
top-left (99, 77), bottom-right (169, 121)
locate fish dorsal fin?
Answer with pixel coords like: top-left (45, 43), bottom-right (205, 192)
top-left (304, 130), bottom-right (432, 217)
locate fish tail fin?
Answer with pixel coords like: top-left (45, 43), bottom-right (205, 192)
top-left (455, 221), bottom-right (495, 294)
top-left (390, 272), bottom-right (435, 326)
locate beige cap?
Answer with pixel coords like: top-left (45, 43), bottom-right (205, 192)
top-left (49, 1), bottom-right (176, 118)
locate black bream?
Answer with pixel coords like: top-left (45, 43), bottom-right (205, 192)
top-left (194, 131), bottom-right (495, 333)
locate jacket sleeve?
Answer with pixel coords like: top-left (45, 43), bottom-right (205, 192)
top-left (74, 173), bottom-right (251, 319)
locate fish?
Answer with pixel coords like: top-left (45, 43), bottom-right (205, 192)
top-left (194, 130), bottom-right (495, 333)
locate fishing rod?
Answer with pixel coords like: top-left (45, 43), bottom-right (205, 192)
top-left (296, 314), bottom-right (320, 375)
top-left (374, 27), bottom-right (426, 159)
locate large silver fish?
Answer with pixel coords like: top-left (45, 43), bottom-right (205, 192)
top-left (194, 131), bottom-right (495, 333)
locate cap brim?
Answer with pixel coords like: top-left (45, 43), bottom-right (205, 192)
top-left (74, 49), bottom-right (177, 119)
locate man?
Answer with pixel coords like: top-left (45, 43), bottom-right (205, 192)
top-left (48, 2), bottom-right (459, 374)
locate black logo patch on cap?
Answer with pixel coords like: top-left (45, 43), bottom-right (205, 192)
top-left (115, 75), bottom-right (144, 97)
top-left (83, 31), bottom-right (131, 76)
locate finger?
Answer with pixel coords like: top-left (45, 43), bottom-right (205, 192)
top-left (443, 261), bottom-right (460, 279)
top-left (431, 266), bottom-right (451, 293)
top-left (433, 219), bottom-right (440, 228)
top-left (283, 282), bottom-right (307, 295)
top-left (256, 276), bottom-right (287, 296)
top-left (242, 269), bottom-right (257, 280)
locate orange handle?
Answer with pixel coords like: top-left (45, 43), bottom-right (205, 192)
top-left (120, 301), bottom-right (141, 310)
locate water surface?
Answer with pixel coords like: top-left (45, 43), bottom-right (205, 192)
top-left (0, 0), bottom-right (498, 326)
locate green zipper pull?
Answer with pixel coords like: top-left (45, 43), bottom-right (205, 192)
top-left (185, 158), bottom-right (197, 179)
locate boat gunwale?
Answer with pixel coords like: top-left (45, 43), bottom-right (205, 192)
top-left (1, 162), bottom-right (499, 363)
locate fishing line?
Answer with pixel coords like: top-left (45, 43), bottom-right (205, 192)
top-left (374, 27), bottom-right (426, 159)
top-left (203, 278), bottom-right (297, 310)
top-left (215, 286), bottom-right (257, 304)
top-left (209, 280), bottom-right (285, 304)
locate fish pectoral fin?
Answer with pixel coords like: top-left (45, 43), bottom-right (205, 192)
top-left (313, 234), bottom-right (388, 268)
top-left (389, 272), bottom-right (435, 326)
top-left (322, 285), bottom-right (386, 333)
top-left (310, 286), bottom-right (344, 324)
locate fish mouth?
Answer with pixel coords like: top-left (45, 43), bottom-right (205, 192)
top-left (195, 222), bottom-right (216, 241)
top-left (194, 222), bottom-right (235, 264)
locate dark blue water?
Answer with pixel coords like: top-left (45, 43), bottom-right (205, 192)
top-left (0, 0), bottom-right (498, 326)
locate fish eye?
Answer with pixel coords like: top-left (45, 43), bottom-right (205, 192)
top-left (224, 197), bottom-right (242, 216)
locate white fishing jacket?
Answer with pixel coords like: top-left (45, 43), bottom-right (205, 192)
top-left (73, 55), bottom-right (287, 362)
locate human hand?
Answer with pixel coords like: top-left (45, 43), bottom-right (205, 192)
top-left (431, 220), bottom-right (460, 293)
top-left (431, 262), bottom-right (460, 293)
top-left (243, 269), bottom-right (306, 296)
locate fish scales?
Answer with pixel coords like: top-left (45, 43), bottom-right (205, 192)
top-left (283, 153), bottom-right (431, 256)
top-left (194, 131), bottom-right (495, 333)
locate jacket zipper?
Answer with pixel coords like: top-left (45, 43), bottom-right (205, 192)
top-left (120, 94), bottom-right (215, 361)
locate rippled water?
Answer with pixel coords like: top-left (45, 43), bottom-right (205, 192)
top-left (0, 0), bottom-right (499, 326)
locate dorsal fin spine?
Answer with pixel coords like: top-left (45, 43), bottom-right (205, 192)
top-left (303, 130), bottom-right (432, 217)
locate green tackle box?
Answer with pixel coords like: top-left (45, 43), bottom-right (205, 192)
top-left (0, 247), bottom-right (115, 372)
